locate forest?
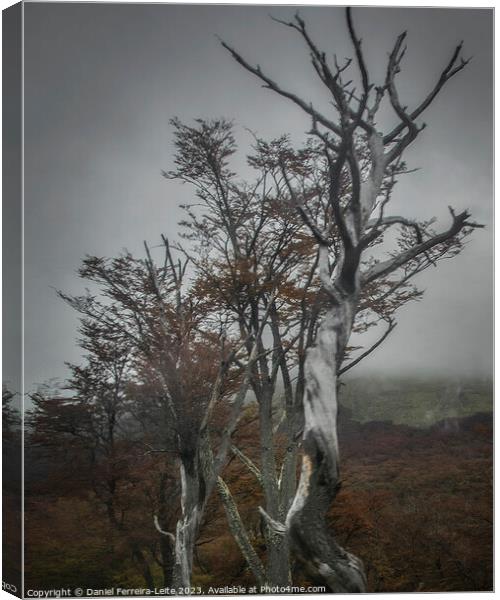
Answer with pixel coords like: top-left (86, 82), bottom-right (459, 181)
top-left (4, 6), bottom-right (492, 596)
top-left (4, 382), bottom-right (493, 593)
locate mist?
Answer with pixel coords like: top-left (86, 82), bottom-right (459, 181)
top-left (14, 3), bottom-right (493, 393)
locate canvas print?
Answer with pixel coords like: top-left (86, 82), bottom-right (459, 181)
top-left (3, 2), bottom-right (493, 597)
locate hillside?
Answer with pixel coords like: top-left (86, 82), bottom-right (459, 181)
top-left (340, 375), bottom-right (492, 427)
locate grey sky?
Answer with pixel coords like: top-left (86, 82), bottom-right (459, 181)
top-left (18, 3), bottom-right (493, 392)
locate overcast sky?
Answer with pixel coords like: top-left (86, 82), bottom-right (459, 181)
top-left (15, 3), bottom-right (493, 393)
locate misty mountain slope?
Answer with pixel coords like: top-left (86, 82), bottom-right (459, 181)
top-left (340, 376), bottom-right (492, 427)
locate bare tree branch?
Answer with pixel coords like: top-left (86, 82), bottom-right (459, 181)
top-left (154, 515), bottom-right (176, 544)
top-left (339, 318), bottom-right (396, 376)
top-left (362, 208), bottom-right (483, 284)
top-left (384, 41), bottom-right (471, 144)
top-left (220, 39), bottom-right (343, 137)
top-left (231, 444), bottom-right (263, 485)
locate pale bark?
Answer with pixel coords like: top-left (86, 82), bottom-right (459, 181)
top-left (257, 383), bottom-right (292, 587)
top-left (161, 335), bottom-right (262, 590)
top-left (153, 468), bottom-right (179, 587)
top-left (286, 302), bottom-right (367, 592)
top-left (222, 9), bottom-right (477, 591)
top-left (217, 476), bottom-right (267, 586)
top-left (171, 455), bottom-right (204, 588)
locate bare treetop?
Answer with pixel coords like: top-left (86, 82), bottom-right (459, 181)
top-left (221, 7), bottom-right (482, 592)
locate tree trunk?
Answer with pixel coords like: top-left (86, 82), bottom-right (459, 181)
top-left (266, 441), bottom-right (298, 589)
top-left (157, 472), bottom-right (176, 587)
top-left (217, 477), bottom-right (267, 587)
top-left (131, 544), bottom-right (155, 590)
top-left (160, 535), bottom-right (175, 588)
top-left (265, 534), bottom-right (291, 588)
top-left (172, 454), bottom-right (203, 589)
top-left (259, 386), bottom-right (292, 587)
top-left (285, 303), bottom-right (367, 592)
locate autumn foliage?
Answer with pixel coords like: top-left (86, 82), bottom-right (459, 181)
top-left (22, 392), bottom-right (492, 592)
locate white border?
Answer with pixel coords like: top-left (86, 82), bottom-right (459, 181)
top-left (0, 2), bottom-right (495, 600)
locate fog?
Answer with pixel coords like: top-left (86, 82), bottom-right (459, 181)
top-left (12, 3), bottom-right (493, 393)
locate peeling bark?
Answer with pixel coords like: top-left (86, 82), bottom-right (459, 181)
top-left (286, 303), bottom-right (367, 593)
top-left (172, 457), bottom-right (203, 588)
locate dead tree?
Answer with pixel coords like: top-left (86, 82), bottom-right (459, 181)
top-left (222, 8), bottom-right (482, 591)
top-left (166, 120), bottom-right (422, 587)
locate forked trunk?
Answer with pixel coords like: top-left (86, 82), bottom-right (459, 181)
top-left (259, 386), bottom-right (292, 587)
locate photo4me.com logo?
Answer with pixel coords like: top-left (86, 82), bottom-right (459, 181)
top-left (19, 585), bottom-right (327, 597)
